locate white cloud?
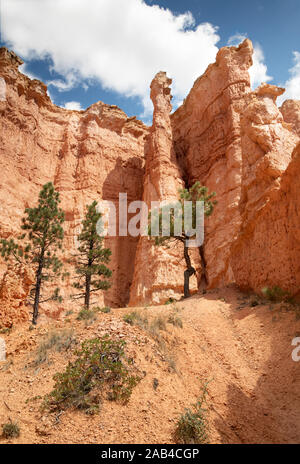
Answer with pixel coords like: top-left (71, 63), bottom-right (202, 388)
top-left (227, 34), bottom-right (272, 89)
top-left (63, 101), bottom-right (83, 111)
top-left (47, 74), bottom-right (78, 92)
top-left (250, 44), bottom-right (272, 89)
top-left (278, 51), bottom-right (300, 105)
top-left (1, 0), bottom-right (220, 116)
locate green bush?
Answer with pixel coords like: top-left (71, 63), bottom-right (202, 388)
top-left (262, 286), bottom-right (290, 302)
top-left (165, 297), bottom-right (175, 305)
top-left (99, 306), bottom-right (111, 313)
top-left (77, 307), bottom-right (96, 321)
top-left (43, 336), bottom-right (141, 414)
top-left (174, 383), bottom-right (210, 444)
top-left (2, 422), bottom-right (20, 438)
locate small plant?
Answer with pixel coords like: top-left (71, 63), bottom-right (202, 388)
top-left (43, 336), bottom-right (141, 414)
top-left (77, 307), bottom-right (97, 322)
top-left (2, 421), bottom-right (20, 438)
top-left (0, 327), bottom-right (11, 334)
top-left (123, 311), bottom-right (148, 329)
top-left (168, 313), bottom-right (183, 328)
top-left (150, 315), bottom-right (167, 332)
top-left (165, 297), bottom-right (175, 305)
top-left (123, 312), bottom-right (138, 325)
top-left (153, 378), bottom-right (159, 390)
top-left (33, 329), bottom-right (76, 366)
top-left (98, 306), bottom-right (111, 313)
top-left (262, 286), bottom-right (290, 302)
top-left (174, 382), bottom-right (210, 444)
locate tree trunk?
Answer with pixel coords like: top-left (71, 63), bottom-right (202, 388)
top-left (183, 242), bottom-right (195, 298)
top-left (84, 273), bottom-right (91, 309)
top-left (32, 249), bottom-right (44, 325)
top-left (199, 244), bottom-right (208, 286)
top-left (85, 240), bottom-right (93, 309)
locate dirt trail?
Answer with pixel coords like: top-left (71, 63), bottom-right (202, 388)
top-left (0, 287), bottom-right (300, 444)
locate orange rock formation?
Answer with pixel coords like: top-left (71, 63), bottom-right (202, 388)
top-left (0, 39), bottom-right (300, 325)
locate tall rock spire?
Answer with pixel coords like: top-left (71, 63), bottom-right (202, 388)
top-left (129, 72), bottom-right (199, 306)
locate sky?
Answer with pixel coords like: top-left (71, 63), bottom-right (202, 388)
top-left (0, 0), bottom-right (299, 123)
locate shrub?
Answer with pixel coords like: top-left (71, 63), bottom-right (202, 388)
top-left (262, 286), bottom-right (290, 302)
top-left (168, 313), bottom-right (183, 328)
top-left (174, 383), bottom-right (210, 444)
top-left (77, 307), bottom-right (97, 321)
top-left (2, 422), bottom-right (20, 438)
top-left (150, 315), bottom-right (167, 332)
top-left (99, 306), bottom-right (111, 313)
top-left (43, 336), bottom-right (141, 414)
top-left (165, 297), bottom-right (175, 305)
top-left (33, 329), bottom-right (76, 366)
top-left (123, 311), bottom-right (148, 329)
top-left (123, 312), bottom-right (137, 325)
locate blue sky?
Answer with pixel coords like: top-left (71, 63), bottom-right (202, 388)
top-left (0, 0), bottom-right (299, 123)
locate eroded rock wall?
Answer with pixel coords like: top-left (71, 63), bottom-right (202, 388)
top-left (230, 84), bottom-right (300, 295)
top-left (1, 39), bottom-right (300, 321)
top-left (281, 99), bottom-right (300, 137)
top-left (172, 39), bottom-right (253, 287)
top-left (0, 47), bottom-right (148, 313)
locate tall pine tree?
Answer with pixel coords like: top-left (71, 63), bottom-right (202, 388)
top-left (0, 182), bottom-right (65, 324)
top-left (73, 201), bottom-right (112, 308)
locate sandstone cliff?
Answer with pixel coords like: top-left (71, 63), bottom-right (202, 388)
top-left (172, 39), bottom-right (254, 288)
top-left (0, 47), bottom-right (148, 317)
top-left (1, 39), bottom-right (300, 326)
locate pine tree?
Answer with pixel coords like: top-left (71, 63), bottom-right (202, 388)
top-left (148, 181), bottom-right (216, 298)
top-left (0, 182), bottom-right (65, 324)
top-left (72, 201), bottom-right (112, 308)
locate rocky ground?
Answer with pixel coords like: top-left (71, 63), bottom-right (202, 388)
top-left (0, 286), bottom-right (300, 444)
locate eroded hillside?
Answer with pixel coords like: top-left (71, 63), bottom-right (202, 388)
top-left (0, 289), bottom-right (300, 444)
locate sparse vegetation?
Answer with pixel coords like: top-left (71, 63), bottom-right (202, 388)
top-left (72, 201), bottom-right (112, 309)
top-left (168, 313), bottom-right (183, 328)
top-left (123, 311), bottom-right (148, 329)
top-left (98, 306), bottom-right (111, 313)
top-left (43, 336), bottom-right (141, 414)
top-left (0, 182), bottom-right (65, 325)
top-left (0, 327), bottom-right (12, 334)
top-left (33, 329), bottom-right (76, 366)
top-left (165, 297), bottom-right (175, 305)
top-left (151, 315), bottom-right (167, 331)
top-left (148, 182), bottom-right (217, 298)
top-left (77, 307), bottom-right (97, 322)
top-left (262, 286), bottom-right (291, 302)
top-left (123, 311), bottom-right (177, 371)
top-left (2, 421), bottom-right (20, 438)
top-left (174, 382), bottom-right (210, 444)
